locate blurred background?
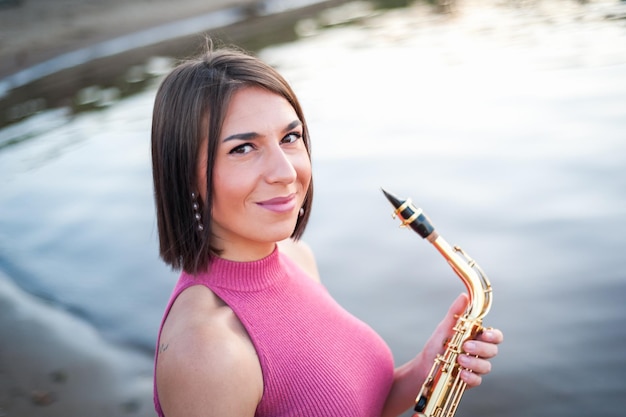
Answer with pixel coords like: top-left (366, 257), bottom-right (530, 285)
top-left (1, 0), bottom-right (625, 416)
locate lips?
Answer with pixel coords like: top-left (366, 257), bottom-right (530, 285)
top-left (256, 194), bottom-right (297, 213)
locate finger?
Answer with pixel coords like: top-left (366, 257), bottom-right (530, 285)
top-left (459, 369), bottom-right (482, 387)
top-left (439, 293), bottom-right (469, 338)
top-left (430, 294), bottom-right (468, 348)
top-left (448, 293), bottom-right (469, 319)
top-left (476, 327), bottom-right (504, 344)
top-left (463, 340), bottom-right (499, 359)
top-left (457, 354), bottom-right (492, 375)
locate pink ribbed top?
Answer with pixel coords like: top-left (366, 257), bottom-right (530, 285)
top-left (154, 247), bottom-right (395, 417)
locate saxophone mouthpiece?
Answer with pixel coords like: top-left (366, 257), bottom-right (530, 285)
top-left (381, 188), bottom-right (403, 208)
top-left (381, 188), bottom-right (436, 240)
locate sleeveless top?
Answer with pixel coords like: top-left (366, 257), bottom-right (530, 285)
top-left (154, 247), bottom-right (395, 417)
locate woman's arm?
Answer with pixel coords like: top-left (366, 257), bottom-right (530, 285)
top-left (156, 286), bottom-right (264, 417)
top-left (382, 294), bottom-right (504, 417)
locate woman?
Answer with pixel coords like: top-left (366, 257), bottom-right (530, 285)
top-left (151, 45), bottom-right (503, 417)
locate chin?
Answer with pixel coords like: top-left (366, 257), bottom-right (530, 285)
top-left (267, 218), bottom-right (299, 242)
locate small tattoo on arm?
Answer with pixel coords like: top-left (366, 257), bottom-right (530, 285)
top-left (159, 343), bottom-right (169, 353)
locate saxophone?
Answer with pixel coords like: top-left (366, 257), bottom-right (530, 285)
top-left (381, 189), bottom-right (493, 417)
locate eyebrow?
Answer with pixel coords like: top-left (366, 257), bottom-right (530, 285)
top-left (222, 120), bottom-right (302, 142)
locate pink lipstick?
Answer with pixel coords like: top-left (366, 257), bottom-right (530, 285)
top-left (257, 194), bottom-right (297, 213)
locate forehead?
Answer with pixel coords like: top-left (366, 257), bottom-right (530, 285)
top-left (220, 87), bottom-right (298, 135)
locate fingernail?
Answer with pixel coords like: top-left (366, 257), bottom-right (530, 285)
top-left (464, 341), bottom-right (476, 352)
top-left (483, 327), bottom-right (497, 340)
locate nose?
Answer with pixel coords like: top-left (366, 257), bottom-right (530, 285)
top-left (265, 143), bottom-right (297, 184)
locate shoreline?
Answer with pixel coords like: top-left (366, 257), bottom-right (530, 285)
top-left (0, 0), bottom-right (262, 80)
top-left (0, 270), bottom-right (155, 416)
top-left (0, 0), bottom-right (349, 127)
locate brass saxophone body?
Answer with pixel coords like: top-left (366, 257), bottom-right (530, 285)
top-left (382, 189), bottom-right (493, 417)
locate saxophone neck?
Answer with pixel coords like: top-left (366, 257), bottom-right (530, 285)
top-left (430, 235), bottom-right (492, 320)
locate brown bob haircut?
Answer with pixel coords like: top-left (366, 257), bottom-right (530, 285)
top-left (151, 45), bottom-right (313, 274)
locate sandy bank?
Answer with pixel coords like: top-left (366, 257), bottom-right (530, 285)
top-left (0, 271), bottom-right (155, 416)
top-left (0, 0), bottom-right (262, 79)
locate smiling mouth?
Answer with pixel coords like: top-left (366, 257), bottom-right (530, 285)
top-left (257, 194), bottom-right (297, 213)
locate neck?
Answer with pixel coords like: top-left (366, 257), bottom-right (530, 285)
top-left (214, 240), bottom-right (277, 262)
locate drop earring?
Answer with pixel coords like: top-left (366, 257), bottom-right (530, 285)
top-left (191, 192), bottom-right (204, 231)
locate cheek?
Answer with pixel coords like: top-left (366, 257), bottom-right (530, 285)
top-left (212, 165), bottom-right (253, 213)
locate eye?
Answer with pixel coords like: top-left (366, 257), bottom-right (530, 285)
top-left (228, 143), bottom-right (255, 155)
top-left (282, 132), bottom-right (302, 144)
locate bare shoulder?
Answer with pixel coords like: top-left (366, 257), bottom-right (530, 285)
top-left (277, 238), bottom-right (321, 283)
top-left (156, 285), bottom-right (263, 417)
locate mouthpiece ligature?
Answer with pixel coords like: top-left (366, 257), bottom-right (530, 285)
top-left (381, 188), bottom-right (436, 241)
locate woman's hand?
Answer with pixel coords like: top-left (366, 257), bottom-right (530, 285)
top-left (383, 293), bottom-right (503, 417)
top-left (423, 293), bottom-right (504, 387)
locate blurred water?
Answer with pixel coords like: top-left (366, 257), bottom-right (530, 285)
top-left (1, 1), bottom-right (626, 416)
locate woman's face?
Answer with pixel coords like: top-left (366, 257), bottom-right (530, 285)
top-left (198, 86), bottom-right (312, 261)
